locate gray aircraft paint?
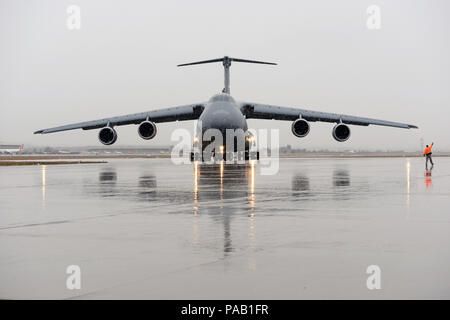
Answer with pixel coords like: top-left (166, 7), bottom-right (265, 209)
top-left (34, 57), bottom-right (417, 145)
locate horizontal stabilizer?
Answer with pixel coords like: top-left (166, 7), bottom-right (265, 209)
top-left (177, 56), bottom-right (277, 67)
top-left (177, 58), bottom-right (224, 67)
top-left (230, 58), bottom-right (277, 65)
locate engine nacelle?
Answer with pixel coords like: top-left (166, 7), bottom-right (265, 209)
top-left (98, 126), bottom-right (117, 145)
top-left (291, 119), bottom-right (310, 138)
top-left (138, 121), bottom-right (157, 140)
top-left (332, 123), bottom-right (351, 142)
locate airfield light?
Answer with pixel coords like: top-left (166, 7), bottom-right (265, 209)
top-left (41, 165), bottom-right (46, 207)
top-left (194, 162), bottom-right (199, 202)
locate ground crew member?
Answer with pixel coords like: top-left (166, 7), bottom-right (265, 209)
top-left (423, 142), bottom-right (434, 167)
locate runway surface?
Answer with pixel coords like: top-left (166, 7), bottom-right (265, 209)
top-left (1, 157), bottom-right (449, 299)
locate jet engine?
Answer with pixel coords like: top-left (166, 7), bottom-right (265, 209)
top-left (291, 119), bottom-right (310, 138)
top-left (138, 121), bottom-right (157, 140)
top-left (332, 123), bottom-right (351, 142)
top-left (98, 126), bottom-right (117, 145)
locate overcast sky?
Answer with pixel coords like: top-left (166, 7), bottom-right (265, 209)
top-left (1, 0), bottom-right (449, 151)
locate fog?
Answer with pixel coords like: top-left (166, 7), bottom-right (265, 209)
top-left (1, 0), bottom-right (449, 151)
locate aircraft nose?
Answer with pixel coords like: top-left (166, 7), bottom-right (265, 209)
top-left (201, 109), bottom-right (245, 131)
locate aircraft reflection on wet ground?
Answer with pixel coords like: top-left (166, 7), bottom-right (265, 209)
top-left (95, 162), bottom-right (257, 207)
top-left (88, 161), bottom-right (368, 255)
top-left (92, 161), bottom-right (362, 210)
top-left (94, 162), bottom-right (259, 256)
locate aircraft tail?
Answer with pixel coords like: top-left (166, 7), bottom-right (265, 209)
top-left (177, 56), bottom-right (277, 94)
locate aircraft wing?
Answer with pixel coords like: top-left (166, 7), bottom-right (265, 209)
top-left (34, 103), bottom-right (205, 134)
top-left (240, 102), bottom-right (418, 129)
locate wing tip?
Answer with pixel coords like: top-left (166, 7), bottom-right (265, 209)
top-left (34, 130), bottom-right (44, 134)
top-left (408, 124), bottom-right (419, 129)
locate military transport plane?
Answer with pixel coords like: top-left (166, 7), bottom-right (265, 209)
top-left (34, 56), bottom-right (417, 160)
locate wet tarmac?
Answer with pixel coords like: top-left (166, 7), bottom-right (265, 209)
top-left (1, 157), bottom-right (449, 299)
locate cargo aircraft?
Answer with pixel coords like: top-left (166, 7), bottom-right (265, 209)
top-left (34, 56), bottom-right (417, 160)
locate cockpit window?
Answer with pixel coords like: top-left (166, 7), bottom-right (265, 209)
top-left (209, 94), bottom-right (235, 103)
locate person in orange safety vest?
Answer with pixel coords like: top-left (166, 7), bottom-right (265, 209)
top-left (423, 142), bottom-right (434, 168)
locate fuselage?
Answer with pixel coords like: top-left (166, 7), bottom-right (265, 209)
top-left (196, 93), bottom-right (249, 151)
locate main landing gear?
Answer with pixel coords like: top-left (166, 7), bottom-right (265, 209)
top-left (190, 150), bottom-right (260, 162)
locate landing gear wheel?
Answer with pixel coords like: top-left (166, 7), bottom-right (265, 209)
top-left (190, 151), bottom-right (203, 162)
top-left (246, 150), bottom-right (260, 160)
